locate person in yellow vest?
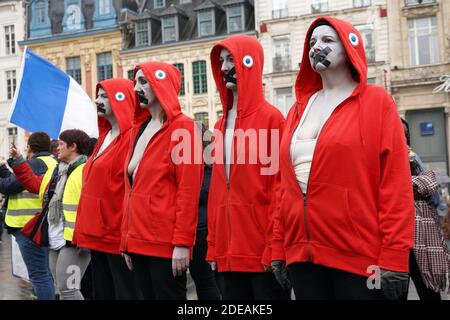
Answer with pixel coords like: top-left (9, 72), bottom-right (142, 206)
top-left (9, 129), bottom-right (91, 300)
top-left (0, 131), bottom-right (56, 300)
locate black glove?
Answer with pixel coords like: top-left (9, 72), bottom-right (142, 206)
top-left (380, 269), bottom-right (409, 300)
top-left (271, 260), bottom-right (292, 291)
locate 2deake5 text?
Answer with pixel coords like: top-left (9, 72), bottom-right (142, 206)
top-left (177, 304), bottom-right (273, 318)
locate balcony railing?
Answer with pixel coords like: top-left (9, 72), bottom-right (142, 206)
top-left (405, 0), bottom-right (436, 6)
top-left (273, 55), bottom-right (291, 72)
top-left (272, 8), bottom-right (288, 19)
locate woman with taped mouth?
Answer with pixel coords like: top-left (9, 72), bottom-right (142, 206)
top-left (120, 62), bottom-right (203, 300)
top-left (74, 78), bottom-right (142, 300)
top-left (271, 17), bottom-right (415, 300)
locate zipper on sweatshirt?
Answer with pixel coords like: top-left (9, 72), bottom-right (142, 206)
top-left (303, 194), bottom-right (312, 261)
top-left (125, 189), bottom-right (132, 252)
top-left (226, 180), bottom-right (231, 270)
top-left (124, 119), bottom-right (169, 252)
top-left (124, 128), bottom-right (135, 253)
top-left (290, 94), bottom-right (355, 262)
top-left (223, 108), bottom-right (238, 271)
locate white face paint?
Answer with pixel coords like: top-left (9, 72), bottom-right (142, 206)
top-left (134, 69), bottom-right (157, 108)
top-left (309, 25), bottom-right (348, 73)
top-left (95, 87), bottom-right (113, 118)
top-left (220, 48), bottom-right (236, 90)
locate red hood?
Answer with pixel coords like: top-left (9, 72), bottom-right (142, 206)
top-left (210, 35), bottom-right (265, 119)
top-left (295, 16), bottom-right (368, 103)
top-left (95, 78), bottom-right (135, 137)
top-left (133, 62), bottom-right (182, 127)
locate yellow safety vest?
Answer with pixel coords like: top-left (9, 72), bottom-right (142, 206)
top-left (5, 156), bottom-right (57, 228)
top-left (62, 163), bottom-right (85, 242)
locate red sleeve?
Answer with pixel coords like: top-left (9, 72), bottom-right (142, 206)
top-left (377, 102), bottom-right (415, 272)
top-left (172, 122), bottom-right (204, 248)
top-left (12, 161), bottom-right (45, 194)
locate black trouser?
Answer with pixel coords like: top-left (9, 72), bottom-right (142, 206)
top-left (216, 271), bottom-right (291, 300)
top-left (131, 254), bottom-right (187, 300)
top-left (189, 229), bottom-right (221, 300)
top-left (80, 262), bottom-right (93, 300)
top-left (91, 250), bottom-right (143, 300)
top-left (289, 262), bottom-right (385, 300)
top-left (400, 251), bottom-right (441, 300)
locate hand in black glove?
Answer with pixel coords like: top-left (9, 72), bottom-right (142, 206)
top-left (271, 260), bottom-right (292, 291)
top-left (380, 269), bottom-right (409, 300)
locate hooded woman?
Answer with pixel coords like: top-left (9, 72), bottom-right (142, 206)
top-left (74, 78), bottom-right (142, 300)
top-left (206, 35), bottom-right (288, 300)
top-left (272, 17), bottom-right (415, 300)
top-left (120, 62), bottom-right (203, 300)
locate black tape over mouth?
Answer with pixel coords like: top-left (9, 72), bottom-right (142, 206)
top-left (310, 46), bottom-right (332, 68)
top-left (137, 91), bottom-right (149, 105)
top-left (96, 103), bottom-right (106, 114)
top-left (222, 67), bottom-right (237, 84)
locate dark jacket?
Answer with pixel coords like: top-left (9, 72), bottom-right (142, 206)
top-left (1, 152), bottom-right (54, 233)
top-left (198, 165), bottom-right (212, 232)
top-left (0, 152), bottom-right (52, 195)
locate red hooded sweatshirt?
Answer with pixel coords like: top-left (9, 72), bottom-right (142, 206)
top-left (120, 62), bottom-right (204, 258)
top-left (206, 35), bottom-right (285, 272)
top-left (74, 78), bottom-right (135, 254)
top-left (272, 17), bottom-right (414, 277)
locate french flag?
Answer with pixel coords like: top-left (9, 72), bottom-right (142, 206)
top-left (8, 48), bottom-right (98, 139)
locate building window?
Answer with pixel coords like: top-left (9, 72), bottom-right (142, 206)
top-left (4, 25), bottom-right (15, 55)
top-left (193, 60), bottom-right (207, 94)
top-left (135, 20), bottom-right (150, 46)
top-left (272, 0), bottom-right (288, 19)
top-left (273, 36), bottom-right (291, 72)
top-left (227, 5), bottom-right (243, 33)
top-left (98, 0), bottom-right (111, 15)
top-left (180, 0), bottom-right (191, 3)
top-left (356, 25), bottom-right (375, 63)
top-left (154, 0), bottom-right (165, 8)
top-left (66, 57), bottom-right (82, 84)
top-left (173, 63), bottom-right (185, 96)
top-left (194, 112), bottom-right (209, 130)
top-left (408, 16), bottom-right (439, 66)
top-left (35, 0), bottom-right (46, 25)
top-left (367, 77), bottom-right (376, 84)
top-left (127, 69), bottom-right (134, 80)
top-left (405, 0), bottom-right (436, 5)
top-left (8, 127), bottom-right (18, 146)
top-left (354, 0), bottom-right (371, 7)
top-left (6, 70), bottom-right (17, 100)
top-left (198, 10), bottom-right (214, 37)
top-left (162, 16), bottom-right (177, 43)
top-left (97, 52), bottom-right (113, 81)
top-left (275, 87), bottom-right (293, 117)
top-left (311, 0), bottom-right (328, 13)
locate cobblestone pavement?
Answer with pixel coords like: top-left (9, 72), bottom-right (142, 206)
top-left (0, 235), bottom-right (33, 300)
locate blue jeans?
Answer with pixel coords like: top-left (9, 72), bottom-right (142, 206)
top-left (14, 232), bottom-right (55, 300)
